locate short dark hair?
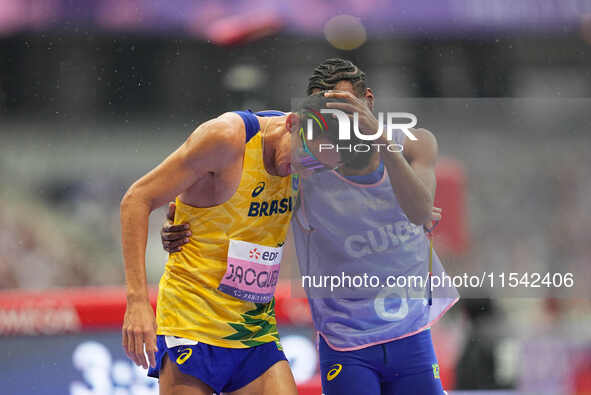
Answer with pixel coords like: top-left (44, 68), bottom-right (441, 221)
top-left (306, 58), bottom-right (367, 97)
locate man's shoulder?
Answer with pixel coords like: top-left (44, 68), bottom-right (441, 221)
top-left (407, 127), bottom-right (436, 142)
top-left (209, 112), bottom-right (247, 142)
top-left (180, 113), bottom-right (246, 170)
top-left (403, 127), bottom-right (437, 149)
top-left (402, 128), bottom-right (438, 163)
top-left (188, 113), bottom-right (246, 151)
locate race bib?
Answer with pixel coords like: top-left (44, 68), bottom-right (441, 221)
top-left (218, 239), bottom-right (283, 303)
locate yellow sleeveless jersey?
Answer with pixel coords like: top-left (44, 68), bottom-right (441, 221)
top-left (156, 126), bottom-right (295, 348)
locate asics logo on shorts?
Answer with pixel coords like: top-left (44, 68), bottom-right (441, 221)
top-left (327, 363), bottom-right (342, 381)
top-left (176, 348), bottom-right (193, 365)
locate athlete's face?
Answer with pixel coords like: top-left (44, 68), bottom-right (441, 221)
top-left (288, 81), bottom-right (374, 174)
top-left (284, 80), bottom-right (375, 176)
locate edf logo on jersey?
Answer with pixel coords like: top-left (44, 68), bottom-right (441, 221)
top-left (248, 181), bottom-right (293, 217)
top-left (249, 248), bottom-right (280, 262)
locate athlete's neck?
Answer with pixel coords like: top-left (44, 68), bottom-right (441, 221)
top-left (260, 115), bottom-right (288, 177)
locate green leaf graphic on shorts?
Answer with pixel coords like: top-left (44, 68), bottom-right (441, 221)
top-left (223, 301), bottom-right (279, 345)
top-left (242, 340), bottom-right (267, 347)
top-left (223, 323), bottom-right (254, 340)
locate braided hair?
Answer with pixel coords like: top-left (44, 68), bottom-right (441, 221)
top-left (306, 58), bottom-right (367, 96)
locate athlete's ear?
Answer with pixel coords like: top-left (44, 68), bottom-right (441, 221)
top-left (286, 112), bottom-right (300, 134)
top-left (365, 88), bottom-right (375, 111)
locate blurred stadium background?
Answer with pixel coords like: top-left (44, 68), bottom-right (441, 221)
top-left (1, 1), bottom-right (591, 394)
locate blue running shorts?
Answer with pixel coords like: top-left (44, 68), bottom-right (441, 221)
top-left (148, 335), bottom-right (287, 394)
top-left (319, 329), bottom-right (445, 395)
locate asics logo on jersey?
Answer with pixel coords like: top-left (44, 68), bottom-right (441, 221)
top-left (251, 182), bottom-right (265, 197)
top-left (326, 363), bottom-right (342, 381)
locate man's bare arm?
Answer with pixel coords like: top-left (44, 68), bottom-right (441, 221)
top-left (323, 91), bottom-right (437, 226)
top-left (380, 128), bottom-right (437, 226)
top-left (121, 115), bottom-right (240, 300)
top-left (119, 113), bottom-right (242, 368)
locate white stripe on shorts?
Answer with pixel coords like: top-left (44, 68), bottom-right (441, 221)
top-left (164, 336), bottom-right (199, 349)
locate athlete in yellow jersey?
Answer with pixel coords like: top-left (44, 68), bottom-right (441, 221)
top-left (120, 109), bottom-right (299, 395)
